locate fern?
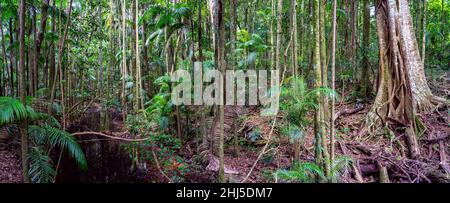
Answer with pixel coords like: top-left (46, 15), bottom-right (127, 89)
top-left (28, 147), bottom-right (56, 183)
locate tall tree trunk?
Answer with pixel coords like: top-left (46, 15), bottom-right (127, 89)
top-left (270, 0), bottom-right (276, 70)
top-left (98, 6), bottom-right (104, 98)
top-left (142, 5), bottom-right (149, 95)
top-left (57, 0), bottom-right (73, 130)
top-left (292, 0), bottom-right (302, 161)
top-left (421, 0), bottom-right (427, 65)
top-left (32, 0), bottom-right (50, 97)
top-left (330, 0), bottom-right (337, 177)
top-left (49, 0), bottom-right (63, 116)
top-left (19, 0), bottom-right (30, 183)
top-left (319, 1), bottom-right (329, 166)
top-left (122, 0), bottom-right (128, 121)
top-left (210, 0), bottom-right (225, 183)
top-left (28, 8), bottom-right (36, 96)
top-left (350, 0), bottom-right (358, 81)
top-left (276, 0), bottom-right (283, 72)
top-left (313, 0), bottom-right (330, 180)
top-left (48, 0), bottom-right (56, 102)
top-left (9, 19), bottom-right (15, 97)
top-left (441, 0), bottom-right (445, 58)
top-left (0, 4), bottom-right (8, 96)
top-left (361, 0), bottom-right (371, 100)
top-left (230, 0), bottom-right (239, 157)
top-left (198, 0), bottom-right (203, 61)
top-left (367, 0), bottom-right (443, 159)
top-left (135, 0), bottom-right (143, 111)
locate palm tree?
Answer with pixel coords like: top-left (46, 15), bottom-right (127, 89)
top-left (0, 97), bottom-right (87, 183)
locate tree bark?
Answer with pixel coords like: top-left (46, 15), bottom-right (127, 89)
top-left (122, 0), bottom-right (128, 121)
top-left (0, 4), bottom-right (8, 96)
top-left (361, 0), bottom-right (371, 101)
top-left (19, 0), bottom-right (30, 183)
top-left (313, 0), bottom-right (330, 179)
top-left (32, 0), bottom-right (50, 97)
top-left (209, 0), bottom-right (225, 183)
top-left (57, 0), bottom-right (73, 130)
top-left (330, 0), bottom-right (337, 177)
top-left (9, 19), bottom-right (15, 97)
top-left (292, 0), bottom-right (301, 161)
top-left (421, 0), bottom-right (427, 65)
top-left (276, 0), bottom-right (283, 72)
top-left (230, 0), bottom-right (240, 157)
top-left (135, 0), bottom-right (143, 110)
top-left (367, 0), bottom-right (442, 159)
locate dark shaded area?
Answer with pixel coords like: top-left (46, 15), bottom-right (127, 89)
top-left (56, 106), bottom-right (143, 183)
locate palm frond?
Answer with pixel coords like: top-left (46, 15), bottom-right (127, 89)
top-left (275, 162), bottom-right (325, 183)
top-left (29, 125), bottom-right (87, 170)
top-left (330, 156), bottom-right (353, 180)
top-left (28, 147), bottom-right (56, 183)
top-left (0, 97), bottom-right (36, 125)
top-left (45, 125), bottom-right (87, 170)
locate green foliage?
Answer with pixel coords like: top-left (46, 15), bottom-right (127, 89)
top-left (247, 127), bottom-right (262, 143)
top-left (280, 124), bottom-right (304, 144)
top-left (275, 162), bottom-right (325, 183)
top-left (234, 29), bottom-right (268, 69)
top-left (142, 2), bottom-right (192, 46)
top-left (124, 75), bottom-right (187, 182)
top-left (0, 96), bottom-right (87, 183)
top-left (426, 0), bottom-right (450, 70)
top-left (28, 147), bottom-right (57, 184)
top-left (280, 78), bottom-right (336, 143)
top-left (329, 156), bottom-right (353, 183)
top-left (0, 97), bottom-right (36, 125)
top-left (28, 125), bottom-right (87, 170)
top-left (275, 156), bottom-right (353, 183)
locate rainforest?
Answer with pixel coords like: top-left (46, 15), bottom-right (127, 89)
top-left (0, 0), bottom-right (449, 184)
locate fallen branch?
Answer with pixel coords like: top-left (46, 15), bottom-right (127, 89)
top-left (339, 140), bottom-right (364, 183)
top-left (421, 134), bottom-right (449, 144)
top-left (152, 150), bottom-right (173, 183)
top-left (71, 131), bottom-right (151, 142)
top-left (241, 117), bottom-right (278, 183)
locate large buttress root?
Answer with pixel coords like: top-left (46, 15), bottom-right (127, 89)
top-left (364, 0), bottom-right (444, 159)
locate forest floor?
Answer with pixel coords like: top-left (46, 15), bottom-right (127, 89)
top-left (0, 70), bottom-right (448, 183)
top-left (175, 69), bottom-right (449, 183)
